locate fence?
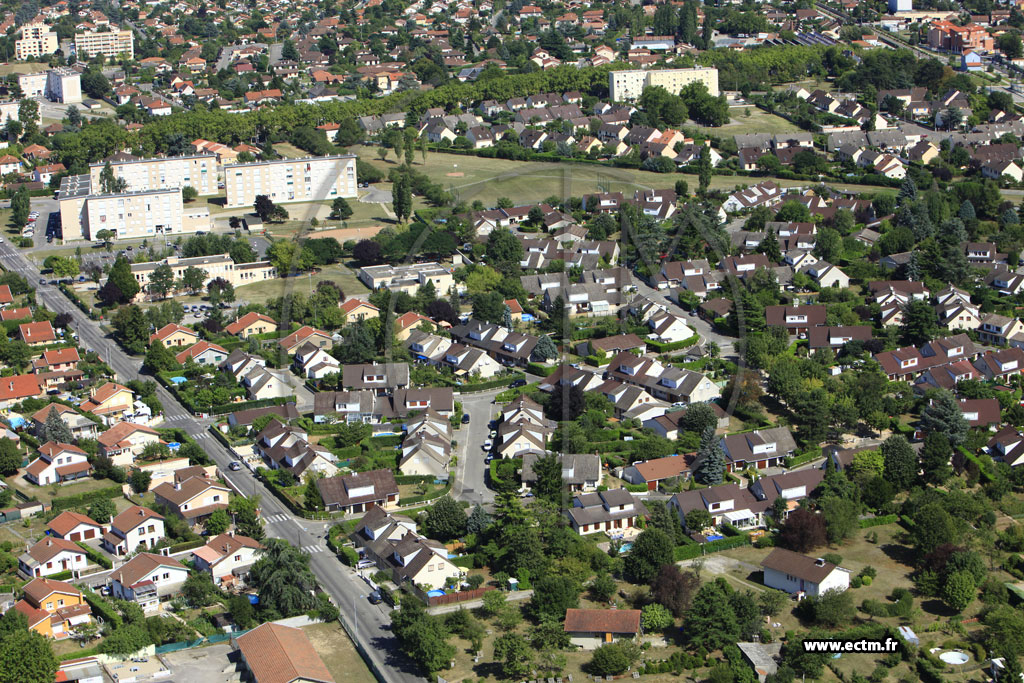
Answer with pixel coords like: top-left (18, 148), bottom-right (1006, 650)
top-left (153, 631), bottom-right (240, 655)
top-left (336, 614), bottom-right (386, 683)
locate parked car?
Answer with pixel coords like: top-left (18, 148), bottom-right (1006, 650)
top-left (509, 379), bottom-right (527, 388)
top-left (368, 590), bottom-right (383, 604)
top-left (461, 413), bottom-right (470, 424)
top-left (229, 461), bottom-right (242, 471)
top-left (483, 439), bottom-right (492, 450)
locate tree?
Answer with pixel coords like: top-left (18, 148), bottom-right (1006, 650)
top-left (805, 588), bottom-right (854, 628)
top-left (494, 633), bottom-right (533, 679)
top-left (466, 504), bottom-right (492, 535)
top-left (528, 575), bottom-right (580, 621)
top-left (919, 432), bottom-right (953, 486)
top-left (181, 186), bottom-right (198, 203)
top-left (228, 594), bottom-right (256, 629)
top-left (43, 256), bottom-right (79, 278)
top-left (304, 475), bottom-right (324, 511)
top-left (129, 469), bottom-right (151, 494)
top-left (112, 305), bottom-right (149, 353)
top-left (920, 389), bottom-right (969, 447)
top-left (684, 508), bottom-right (713, 533)
top-left (0, 628), bottom-right (58, 683)
top-left (101, 624), bottom-right (151, 657)
top-left (650, 564), bottom-right (700, 617)
top-left (640, 603), bottom-right (674, 632)
top-left (204, 508), bottom-right (230, 535)
top-left (485, 228), bottom-right (524, 273)
top-left (182, 572), bottom-right (220, 607)
top-left (624, 528), bottom-right (674, 584)
top-left (472, 291), bottom-right (505, 324)
top-left (107, 256), bottom-right (140, 302)
top-left (180, 266), bottom-right (206, 295)
top-left (684, 581), bottom-right (739, 651)
top-left (353, 239), bottom-right (383, 266)
top-left (943, 570), bottom-right (976, 613)
top-left (881, 435), bottom-right (916, 490)
top-left (392, 174), bottom-right (412, 223)
top-left (98, 161), bottom-right (127, 194)
top-left (899, 299), bottom-right (939, 346)
top-left (422, 496), bottom-right (467, 541)
top-left (694, 425), bottom-right (725, 485)
top-left (0, 438), bottom-right (18, 478)
top-left (41, 407), bottom-right (73, 445)
top-left (820, 496), bottom-right (859, 545)
top-left (590, 572), bottom-right (617, 602)
top-left (534, 334), bottom-right (558, 361)
top-left (144, 339), bottom-right (179, 372)
top-left (912, 503), bottom-right (960, 555)
top-left (588, 642), bottom-right (639, 677)
top-left (88, 498), bottom-right (116, 523)
top-left (778, 508), bottom-right (827, 553)
top-left (249, 539), bottom-right (319, 617)
top-left (697, 145), bottom-right (712, 195)
top-left (253, 195), bottom-right (277, 221)
top-left (759, 590), bottom-right (788, 618)
top-left (532, 454), bottom-right (563, 502)
top-left (147, 264), bottom-right (176, 299)
top-left (330, 197), bottom-right (353, 220)
top-left (207, 278), bottom-right (235, 306)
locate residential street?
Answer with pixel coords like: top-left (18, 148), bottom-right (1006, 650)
top-left (632, 280), bottom-right (737, 356)
top-left (0, 241), bottom-right (420, 683)
top-left (452, 387), bottom-right (503, 505)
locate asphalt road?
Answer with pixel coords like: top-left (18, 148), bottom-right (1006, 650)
top-left (452, 388), bottom-right (502, 505)
top-left (633, 279), bottom-right (737, 355)
top-left (0, 242), bottom-right (420, 683)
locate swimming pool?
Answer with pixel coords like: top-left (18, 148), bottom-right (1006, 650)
top-left (427, 589), bottom-right (446, 598)
top-left (619, 542), bottom-right (633, 553)
top-left (706, 534), bottom-right (725, 541)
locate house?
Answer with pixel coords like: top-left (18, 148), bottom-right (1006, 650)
top-left (978, 314), bottom-right (1024, 345)
top-left (340, 299), bottom-right (380, 322)
top-left (669, 484), bottom-right (769, 532)
top-left (148, 323), bottom-right (199, 348)
top-left (719, 428), bottom-right (796, 472)
top-left (227, 403), bottom-right (300, 430)
top-left (749, 469), bottom-right (824, 510)
top-left (234, 622), bottom-right (336, 683)
top-left (254, 420), bottom-right (338, 478)
top-left (18, 537), bottom-right (88, 578)
top-left (102, 505), bottom-right (165, 556)
top-left (563, 608), bottom-right (642, 650)
top-left (296, 345), bottom-right (341, 380)
top-left (606, 353), bottom-right (721, 405)
top-left (956, 397), bottom-right (1000, 428)
top-left (18, 321), bottom-right (56, 346)
top-left (224, 312), bottom-right (278, 338)
top-left (400, 410), bottom-right (452, 478)
top-left (175, 340), bottom-right (228, 366)
top-left (110, 553), bottom-right (189, 611)
top-left (974, 348), bottom-right (1024, 380)
top-left (33, 347), bottom-right (81, 375)
top-left (342, 363), bottom-right (410, 394)
top-left (14, 578), bottom-right (92, 640)
top-left (46, 511), bottom-right (103, 542)
top-left (621, 454), bottom-right (696, 490)
top-left (316, 469), bottom-right (399, 514)
top-left (190, 533), bottom-right (263, 588)
top-left (350, 506), bottom-right (462, 591)
top-left (566, 489), bottom-right (645, 536)
top-left (395, 311), bottom-right (438, 341)
top-left (587, 334), bottom-right (647, 356)
top-left (0, 373), bottom-right (44, 408)
top-left (152, 475), bottom-right (230, 527)
top-left (521, 453), bottom-right (602, 492)
top-left (30, 404), bottom-right (98, 442)
top-left (807, 326), bottom-right (873, 353)
top-left (760, 547), bottom-right (851, 597)
top-left (278, 326), bottom-right (333, 355)
top-left (97, 422), bottom-right (161, 466)
top-left (647, 312), bottom-right (694, 344)
top-left (723, 181), bottom-right (784, 213)
top-left (25, 442), bottom-right (91, 485)
top-left (80, 382), bottom-right (135, 423)
top-left (440, 344), bottom-right (503, 379)
top-left (764, 304), bottom-right (827, 335)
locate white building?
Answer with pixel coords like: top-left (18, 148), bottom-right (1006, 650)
top-left (609, 67), bottom-right (720, 102)
top-left (223, 155), bottom-right (358, 208)
top-left (110, 553), bottom-right (188, 612)
top-left (89, 154), bottom-right (219, 196)
top-left (760, 547), bottom-right (851, 597)
top-left (46, 68), bottom-right (82, 104)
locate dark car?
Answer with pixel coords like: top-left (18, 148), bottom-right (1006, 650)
top-left (509, 379), bottom-right (527, 388)
top-left (368, 590), bottom-right (383, 605)
top-left (461, 413), bottom-right (470, 424)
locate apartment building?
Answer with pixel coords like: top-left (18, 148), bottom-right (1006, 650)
top-left (45, 68), bottom-right (82, 104)
top-left (130, 253), bottom-right (277, 300)
top-left (15, 23), bottom-right (58, 61)
top-left (58, 175), bottom-right (211, 241)
top-left (223, 154), bottom-right (357, 208)
top-left (88, 154), bottom-right (218, 196)
top-left (357, 262), bottom-right (454, 294)
top-left (18, 72), bottom-right (47, 98)
top-left (609, 67), bottom-right (720, 101)
top-left (74, 30), bottom-right (134, 59)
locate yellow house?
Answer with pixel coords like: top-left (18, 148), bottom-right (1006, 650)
top-left (14, 577), bottom-right (92, 639)
top-left (224, 311), bottom-right (279, 339)
top-left (149, 323), bottom-right (199, 348)
top-left (394, 311), bottom-right (438, 341)
top-left (340, 299), bottom-right (380, 322)
top-left (81, 382), bottom-right (135, 422)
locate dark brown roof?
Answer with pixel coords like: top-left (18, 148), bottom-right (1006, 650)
top-left (563, 608), bottom-right (641, 634)
top-left (760, 547), bottom-right (840, 583)
top-left (316, 469), bottom-right (398, 508)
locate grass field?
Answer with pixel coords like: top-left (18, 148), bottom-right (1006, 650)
top-left (352, 146), bottom-right (887, 209)
top-left (233, 262), bottom-right (368, 305)
top-left (695, 107), bottom-right (803, 136)
top-left (0, 62), bottom-right (50, 75)
top-left (273, 142), bottom-right (309, 159)
top-left (303, 622), bottom-right (376, 683)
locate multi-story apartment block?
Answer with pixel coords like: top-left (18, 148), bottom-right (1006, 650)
top-left (130, 253), bottom-right (277, 301)
top-left (57, 175), bottom-right (211, 241)
top-left (15, 23), bottom-right (58, 61)
top-left (45, 68), bottom-right (82, 104)
top-left (0, 100), bottom-right (37, 127)
top-left (357, 262), bottom-right (454, 294)
top-left (223, 155), bottom-right (357, 208)
top-left (609, 67), bottom-right (720, 101)
top-left (18, 72), bottom-right (48, 98)
top-left (88, 154), bottom-right (218, 196)
top-left (74, 30), bottom-right (134, 59)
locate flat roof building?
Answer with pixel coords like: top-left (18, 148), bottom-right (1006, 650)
top-left (74, 30), bottom-right (134, 59)
top-left (131, 253), bottom-right (277, 301)
top-left (609, 67), bottom-right (720, 102)
top-left (89, 153), bottom-right (218, 196)
top-left (16, 23), bottom-right (58, 61)
top-left (223, 154), bottom-right (357, 208)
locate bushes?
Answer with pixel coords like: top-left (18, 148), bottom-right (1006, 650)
top-left (51, 485), bottom-right (122, 512)
top-left (455, 372), bottom-right (525, 393)
top-left (674, 533), bottom-right (751, 561)
top-left (526, 362), bottom-right (551, 376)
top-left (168, 539), bottom-right (205, 553)
top-left (860, 514), bottom-right (898, 528)
top-left (81, 587), bottom-right (122, 628)
top-left (338, 546), bottom-right (359, 566)
top-left (76, 541), bottom-right (112, 569)
top-left (645, 334), bottom-right (700, 353)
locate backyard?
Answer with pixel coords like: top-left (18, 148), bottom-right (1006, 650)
top-left (303, 621), bottom-right (376, 683)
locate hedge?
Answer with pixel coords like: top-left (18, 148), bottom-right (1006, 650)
top-left (211, 396), bottom-right (296, 416)
top-left (81, 587), bottom-right (122, 628)
top-left (60, 647), bottom-right (104, 662)
top-left (395, 474), bottom-right (436, 485)
top-left (51, 485), bottom-right (123, 512)
top-left (645, 334), bottom-right (700, 354)
top-left (583, 355), bottom-right (608, 367)
top-left (168, 539), bottom-right (206, 553)
top-left (76, 541), bottom-right (113, 569)
top-left (859, 514), bottom-right (899, 529)
top-left (958, 446), bottom-right (997, 483)
top-left (208, 426), bottom-right (232, 448)
top-left (450, 555), bottom-right (475, 568)
top-left (526, 362), bottom-right (552, 376)
top-left (455, 372), bottom-right (525, 393)
top-left (784, 447), bottom-right (822, 468)
top-left (673, 533), bottom-right (751, 561)
top-left (338, 546), bottom-right (359, 566)
top-left (47, 570), bottom-right (73, 581)
top-left (624, 483), bottom-right (649, 493)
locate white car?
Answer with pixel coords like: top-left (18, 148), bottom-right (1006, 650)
top-left (483, 440), bottom-right (492, 450)
top-left (489, 430), bottom-right (497, 439)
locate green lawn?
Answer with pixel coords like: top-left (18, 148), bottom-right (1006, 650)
top-left (694, 107), bottom-right (803, 136)
top-left (233, 262), bottom-right (368, 305)
top-left (5, 473), bottom-right (118, 505)
top-left (273, 142), bottom-right (308, 159)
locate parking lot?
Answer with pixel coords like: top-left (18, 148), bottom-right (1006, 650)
top-left (161, 643), bottom-right (239, 683)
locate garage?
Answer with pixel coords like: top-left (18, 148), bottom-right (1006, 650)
top-left (83, 529), bottom-right (95, 540)
top-left (68, 532), bottom-right (81, 542)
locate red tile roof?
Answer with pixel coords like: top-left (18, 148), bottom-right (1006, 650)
top-left (563, 608), bottom-right (642, 634)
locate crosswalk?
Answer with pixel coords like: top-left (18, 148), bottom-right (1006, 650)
top-left (302, 545), bottom-right (326, 554)
top-left (263, 514), bottom-right (290, 524)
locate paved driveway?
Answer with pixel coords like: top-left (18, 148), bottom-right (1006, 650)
top-left (359, 186), bottom-right (392, 204)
